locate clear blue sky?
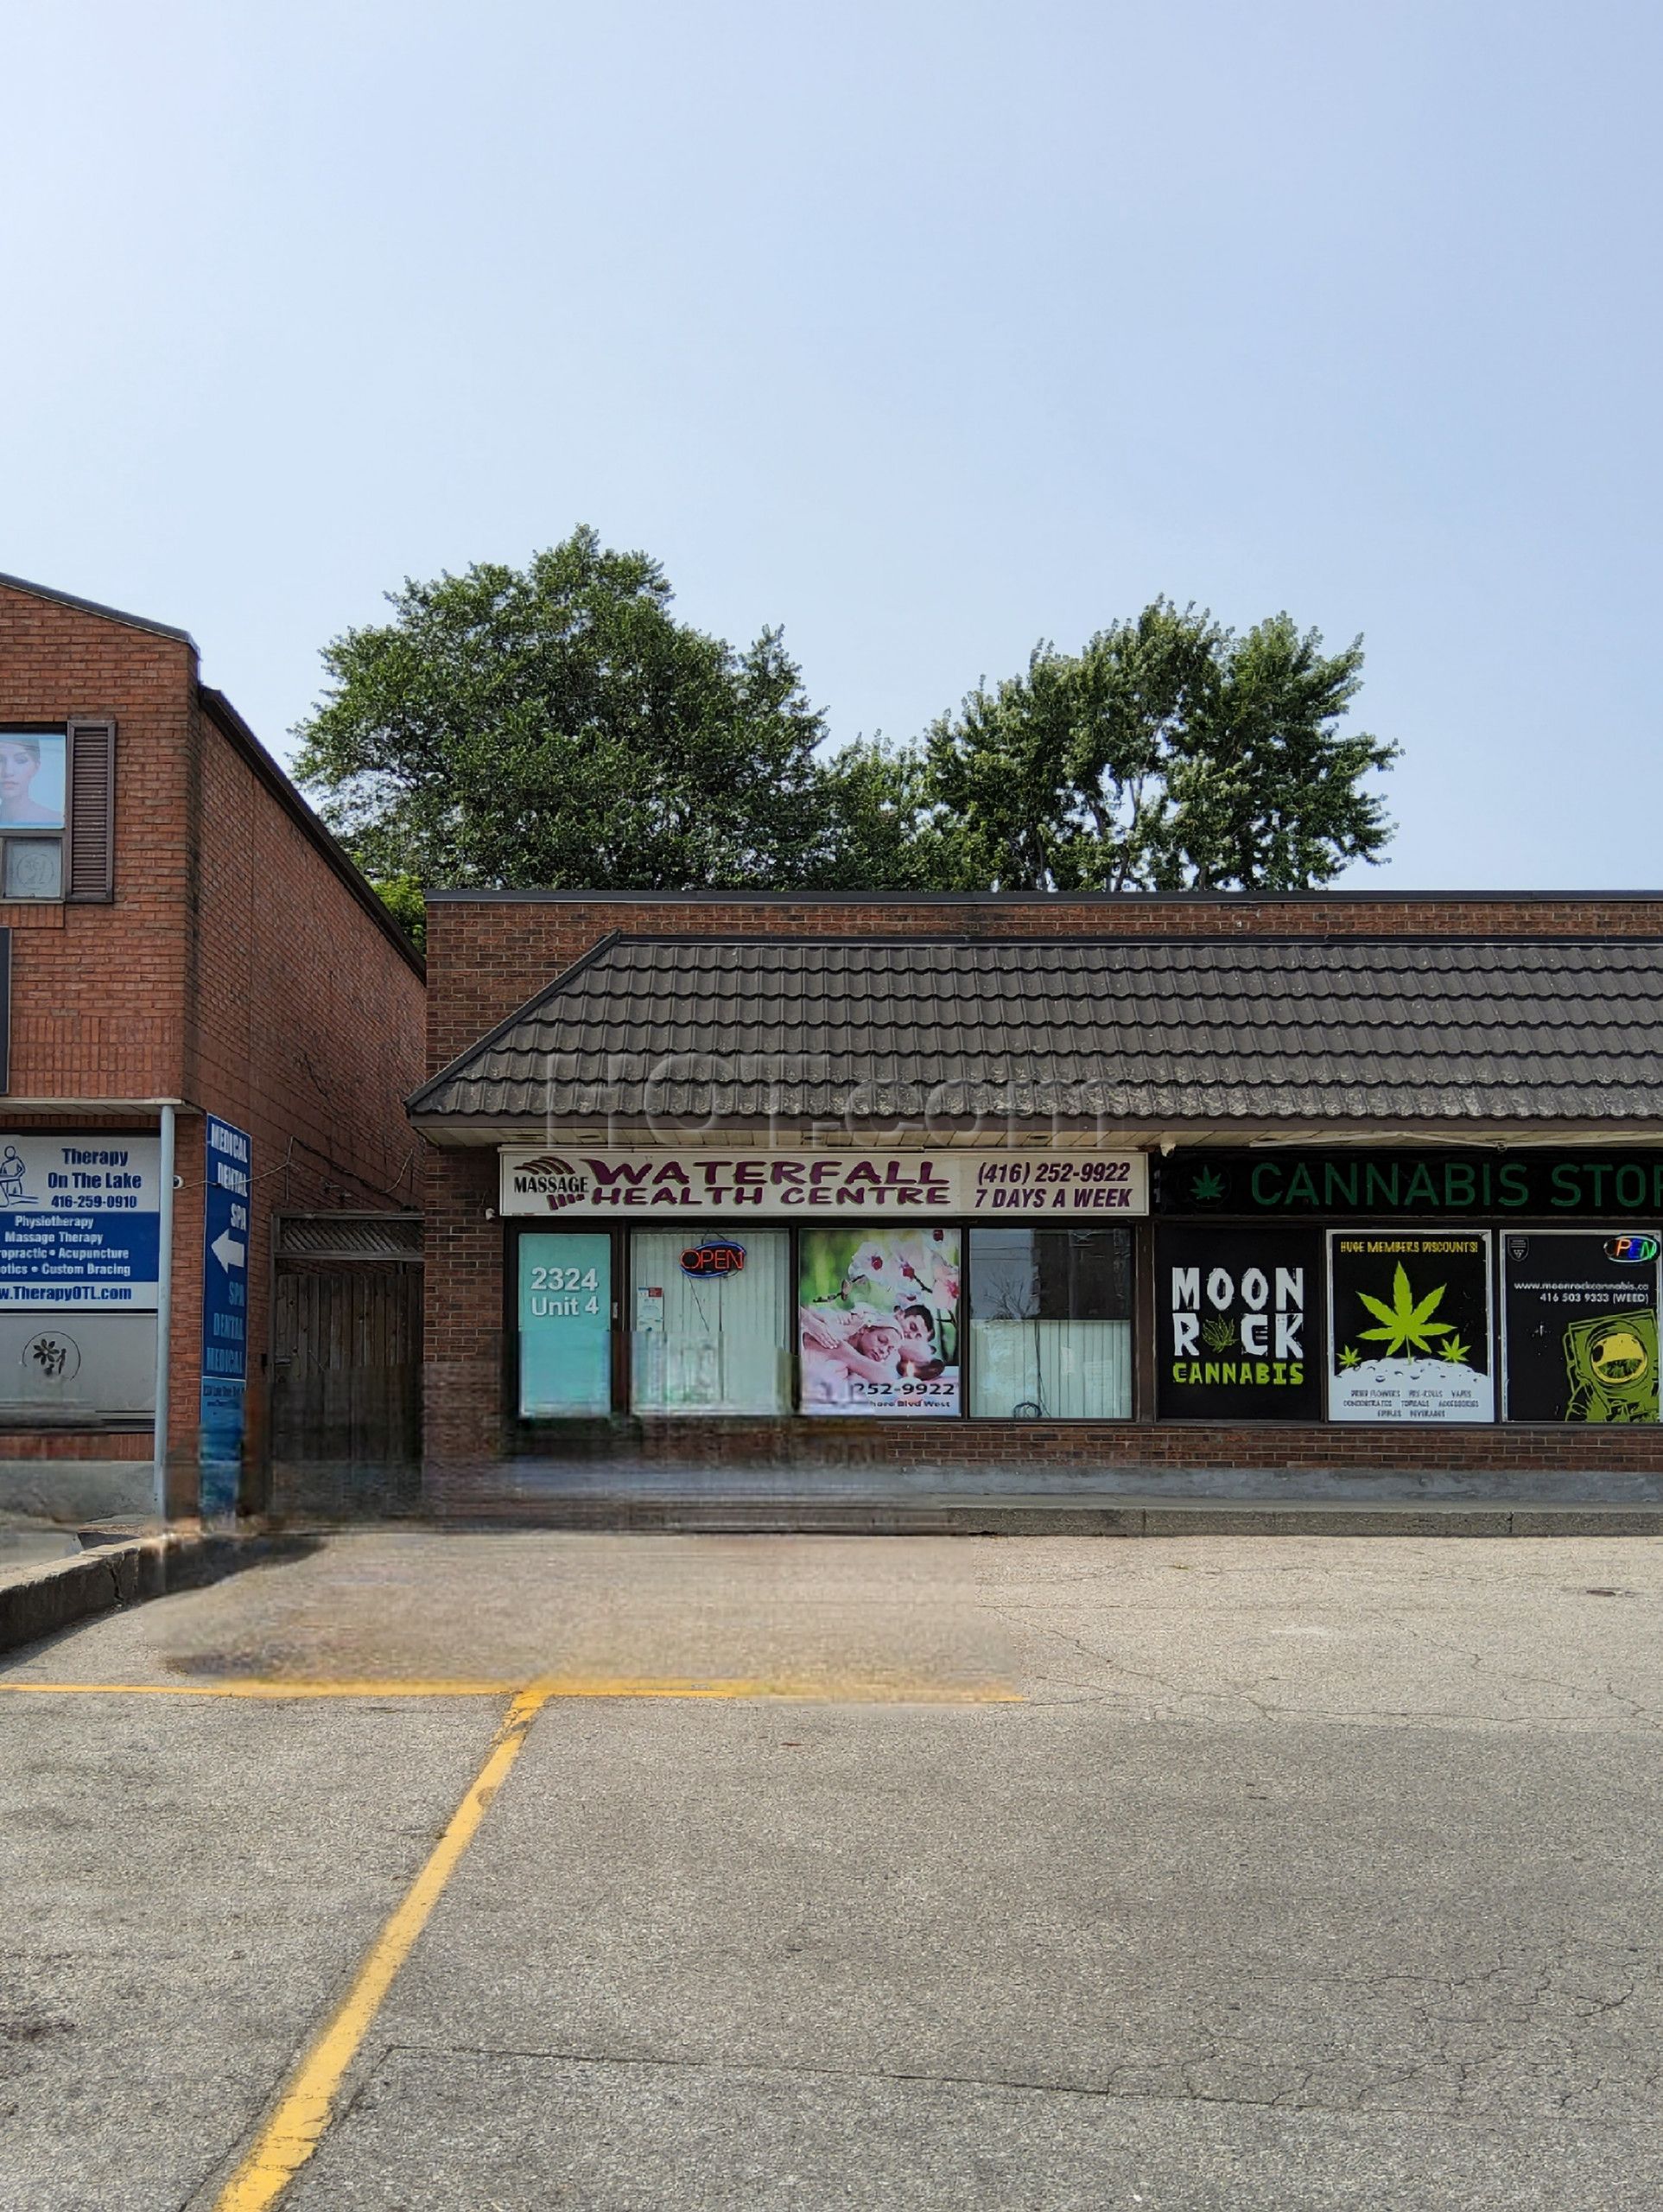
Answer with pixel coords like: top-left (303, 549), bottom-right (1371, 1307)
top-left (6, 1), bottom-right (1659, 887)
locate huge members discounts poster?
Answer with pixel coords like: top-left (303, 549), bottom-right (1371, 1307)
top-left (1328, 1232), bottom-right (1494, 1421)
top-left (1502, 1231), bottom-right (1660, 1423)
top-left (798, 1227), bottom-right (961, 1415)
top-left (1156, 1225), bottom-right (1323, 1421)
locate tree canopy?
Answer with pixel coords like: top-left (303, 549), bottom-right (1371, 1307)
top-left (917, 601), bottom-right (1398, 892)
top-left (295, 534), bottom-right (1397, 938)
top-left (293, 529), bottom-right (857, 920)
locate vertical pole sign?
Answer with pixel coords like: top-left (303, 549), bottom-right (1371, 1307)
top-left (199, 1116), bottom-right (251, 1517)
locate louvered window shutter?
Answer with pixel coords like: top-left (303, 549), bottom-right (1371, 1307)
top-left (65, 719), bottom-right (116, 901)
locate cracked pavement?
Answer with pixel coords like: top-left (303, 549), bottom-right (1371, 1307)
top-left (3, 1531), bottom-right (1663, 2208)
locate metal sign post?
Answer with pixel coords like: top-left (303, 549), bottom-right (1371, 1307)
top-left (150, 1104), bottom-right (175, 1524)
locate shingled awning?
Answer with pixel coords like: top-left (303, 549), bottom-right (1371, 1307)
top-left (408, 934), bottom-right (1663, 1132)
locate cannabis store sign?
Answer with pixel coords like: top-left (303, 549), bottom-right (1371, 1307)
top-left (1161, 1151), bottom-right (1663, 1219)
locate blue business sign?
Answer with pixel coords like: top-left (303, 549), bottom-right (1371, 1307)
top-left (0, 1135), bottom-right (162, 1306)
top-left (199, 1116), bottom-right (251, 1517)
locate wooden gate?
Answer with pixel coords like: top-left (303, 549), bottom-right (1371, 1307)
top-left (268, 1214), bottom-right (422, 1516)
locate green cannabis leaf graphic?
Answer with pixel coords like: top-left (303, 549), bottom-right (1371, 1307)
top-left (1201, 1315), bottom-right (1236, 1351)
top-left (1189, 1166), bottom-right (1226, 1203)
top-left (1338, 1344), bottom-right (1362, 1369)
top-left (1356, 1265), bottom-right (1453, 1358)
top-left (1438, 1335), bottom-right (1471, 1365)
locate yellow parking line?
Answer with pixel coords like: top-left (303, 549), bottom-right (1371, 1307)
top-left (0, 1674), bottom-right (1021, 1704)
top-left (6, 1668), bottom-right (1019, 2201)
top-left (212, 1682), bottom-right (552, 2212)
top-left (0, 1678), bottom-right (519, 1699)
top-left (499, 1674), bottom-right (1022, 1704)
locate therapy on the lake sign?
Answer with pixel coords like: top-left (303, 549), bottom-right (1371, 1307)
top-left (1162, 1150), bottom-right (1663, 1219)
top-left (0, 1135), bottom-right (162, 1306)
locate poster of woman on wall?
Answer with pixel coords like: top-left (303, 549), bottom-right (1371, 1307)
top-left (798, 1227), bottom-right (961, 1414)
top-left (0, 732), bottom-right (65, 826)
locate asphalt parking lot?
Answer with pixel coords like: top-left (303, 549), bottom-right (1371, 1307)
top-left (3, 1532), bottom-right (1663, 2210)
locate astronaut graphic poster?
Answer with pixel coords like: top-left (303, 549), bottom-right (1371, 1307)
top-left (1328, 1232), bottom-right (1495, 1421)
top-left (1501, 1232), bottom-right (1661, 1423)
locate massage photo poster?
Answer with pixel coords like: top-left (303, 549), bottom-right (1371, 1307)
top-left (1327, 1231), bottom-right (1495, 1421)
top-left (797, 1226), bottom-right (961, 1415)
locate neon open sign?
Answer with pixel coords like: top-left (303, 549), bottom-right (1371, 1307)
top-left (680, 1237), bottom-right (747, 1278)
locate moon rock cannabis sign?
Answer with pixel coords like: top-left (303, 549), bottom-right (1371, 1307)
top-left (1156, 1225), bottom-right (1323, 1421)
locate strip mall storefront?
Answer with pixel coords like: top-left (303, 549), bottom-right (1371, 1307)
top-left (502, 1147), bottom-right (1146, 1425)
top-left (410, 893), bottom-right (1663, 1488)
top-left (497, 1141), bottom-right (1663, 1436)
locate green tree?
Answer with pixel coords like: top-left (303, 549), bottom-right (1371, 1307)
top-left (294, 529), bottom-right (855, 908)
top-left (916, 601), bottom-right (1397, 892)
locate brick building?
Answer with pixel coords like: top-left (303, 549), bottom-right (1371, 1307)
top-left (0, 573), bottom-right (425, 1522)
top-left (410, 890), bottom-right (1663, 1501)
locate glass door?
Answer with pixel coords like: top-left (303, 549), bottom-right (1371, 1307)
top-left (517, 1232), bottom-right (612, 1416)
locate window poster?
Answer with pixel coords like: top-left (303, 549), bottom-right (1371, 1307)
top-left (0, 732), bottom-right (65, 829)
top-left (1502, 1231), bottom-right (1660, 1423)
top-left (798, 1227), bottom-right (961, 1415)
top-left (1156, 1224), bottom-right (1323, 1421)
top-left (1328, 1232), bottom-right (1494, 1422)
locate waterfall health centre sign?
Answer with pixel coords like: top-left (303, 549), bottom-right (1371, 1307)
top-left (500, 1148), bottom-right (1147, 1218)
top-left (0, 1135), bottom-right (161, 1306)
top-left (1501, 1230), bottom-right (1660, 1423)
top-left (1327, 1232), bottom-right (1494, 1422)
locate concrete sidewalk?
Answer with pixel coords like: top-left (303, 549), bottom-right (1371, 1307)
top-left (389, 1456), bottom-right (1663, 1537)
top-left (0, 1527), bottom-right (313, 1656)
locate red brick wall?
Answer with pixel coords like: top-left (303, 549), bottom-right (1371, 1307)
top-left (188, 688), bottom-right (425, 1501)
top-left (0, 589), bottom-right (194, 1095)
top-left (0, 581), bottom-right (425, 1506)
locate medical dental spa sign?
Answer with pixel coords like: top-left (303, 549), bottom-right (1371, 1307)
top-left (1156, 1226), bottom-right (1322, 1421)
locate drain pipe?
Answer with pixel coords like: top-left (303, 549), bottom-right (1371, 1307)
top-left (152, 1102), bottom-right (176, 1525)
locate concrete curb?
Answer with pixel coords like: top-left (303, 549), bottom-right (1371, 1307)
top-left (333, 1498), bottom-right (1663, 1538)
top-left (0, 1533), bottom-right (292, 1657)
top-left (0, 1536), bottom-right (172, 1656)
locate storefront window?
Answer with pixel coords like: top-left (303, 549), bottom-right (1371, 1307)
top-left (968, 1228), bottom-right (1133, 1419)
top-left (1501, 1230), bottom-right (1660, 1423)
top-left (1327, 1230), bottom-right (1495, 1422)
top-left (798, 1227), bottom-right (962, 1415)
top-left (1156, 1224), bottom-right (1323, 1421)
top-left (517, 1232), bottom-right (612, 1416)
top-left (631, 1230), bottom-right (791, 1414)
